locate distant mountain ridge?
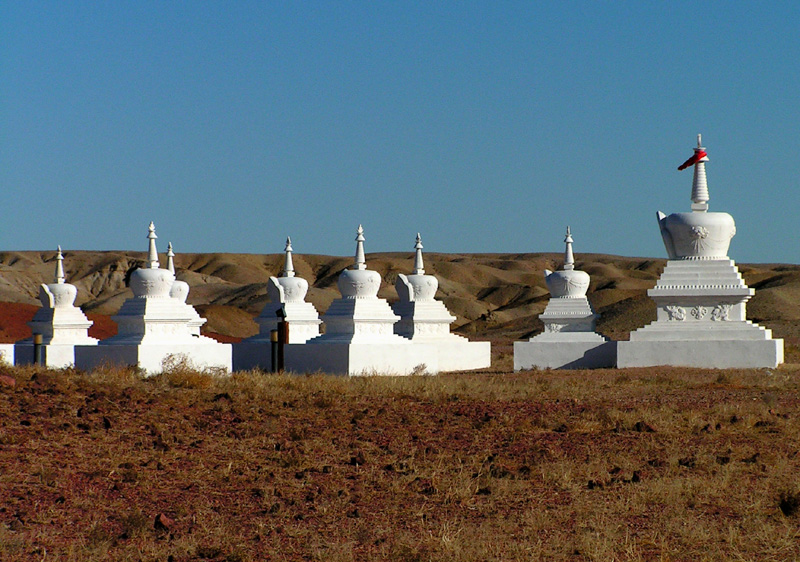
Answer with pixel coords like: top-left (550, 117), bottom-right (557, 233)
top-left (1, 251), bottom-right (799, 361)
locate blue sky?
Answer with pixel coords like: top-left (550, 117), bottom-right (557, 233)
top-left (2, 2), bottom-right (799, 263)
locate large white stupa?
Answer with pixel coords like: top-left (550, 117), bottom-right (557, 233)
top-left (514, 228), bottom-right (615, 369)
top-left (14, 247), bottom-right (99, 367)
top-left (75, 222), bottom-right (232, 375)
top-left (391, 233), bottom-right (490, 371)
top-left (617, 135), bottom-right (783, 368)
top-left (233, 237), bottom-right (321, 370)
top-left (285, 225), bottom-right (438, 375)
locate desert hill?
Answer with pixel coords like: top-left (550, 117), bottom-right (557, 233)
top-left (1, 250), bottom-right (799, 360)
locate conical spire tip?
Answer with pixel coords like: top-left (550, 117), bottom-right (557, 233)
top-left (283, 235), bottom-right (295, 277)
top-left (413, 232), bottom-right (425, 274)
top-left (563, 226), bottom-right (575, 271)
top-left (146, 221), bottom-right (160, 269)
top-left (55, 245), bottom-right (65, 283)
top-left (354, 224), bottom-right (366, 270)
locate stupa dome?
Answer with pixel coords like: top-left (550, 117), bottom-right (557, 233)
top-left (395, 233), bottom-right (438, 301)
top-left (337, 225), bottom-right (381, 299)
top-left (657, 135), bottom-right (736, 260)
top-left (544, 227), bottom-right (590, 298)
top-left (267, 237), bottom-right (309, 302)
top-left (165, 242), bottom-right (190, 302)
top-left (129, 222), bottom-right (176, 298)
top-left (39, 247), bottom-right (78, 308)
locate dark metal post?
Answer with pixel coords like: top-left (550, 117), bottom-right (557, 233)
top-left (33, 333), bottom-right (43, 366)
top-left (276, 308), bottom-right (286, 372)
top-left (270, 330), bottom-right (279, 372)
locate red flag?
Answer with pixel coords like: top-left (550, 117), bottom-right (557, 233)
top-left (677, 149), bottom-right (707, 171)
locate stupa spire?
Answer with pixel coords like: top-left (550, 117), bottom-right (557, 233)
top-left (413, 233), bottom-right (425, 275)
top-left (283, 237), bottom-right (295, 277)
top-left (54, 246), bottom-right (65, 284)
top-left (147, 222), bottom-right (160, 269)
top-left (563, 226), bottom-right (575, 271)
top-left (166, 242), bottom-right (175, 274)
top-left (687, 134), bottom-right (710, 212)
top-left (354, 225), bottom-right (366, 271)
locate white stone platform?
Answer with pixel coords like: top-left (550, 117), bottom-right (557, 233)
top-left (285, 341), bottom-right (437, 376)
top-left (390, 234), bottom-right (490, 372)
top-left (392, 299), bottom-right (490, 372)
top-left (514, 333), bottom-right (616, 370)
top-left (514, 227), bottom-right (615, 370)
top-left (76, 342), bottom-right (232, 374)
top-left (286, 296), bottom-right (439, 376)
top-left (617, 338), bottom-right (783, 369)
top-left (284, 226), bottom-right (439, 376)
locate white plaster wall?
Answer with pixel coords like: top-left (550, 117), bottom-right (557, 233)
top-left (514, 339), bottom-right (616, 370)
top-left (617, 339), bottom-right (783, 369)
top-left (76, 343), bottom-right (232, 376)
top-left (285, 342), bottom-right (439, 376)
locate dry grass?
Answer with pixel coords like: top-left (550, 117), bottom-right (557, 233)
top-left (1, 362), bottom-right (800, 561)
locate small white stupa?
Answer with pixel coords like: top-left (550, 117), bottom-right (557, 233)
top-left (391, 233), bottom-right (490, 371)
top-left (15, 247), bottom-right (99, 367)
top-left (617, 135), bottom-right (783, 368)
top-left (233, 237), bottom-right (321, 370)
top-left (285, 225), bottom-right (438, 375)
top-left (514, 227), bottom-right (615, 369)
top-left (75, 222), bottom-right (232, 375)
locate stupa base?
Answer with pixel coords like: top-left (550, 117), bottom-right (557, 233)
top-left (617, 338), bottom-right (783, 369)
top-left (284, 342), bottom-right (439, 376)
top-left (0, 344), bottom-right (14, 365)
top-left (403, 336), bottom-right (490, 372)
top-left (15, 341), bottom-right (97, 368)
top-left (75, 342), bottom-right (232, 376)
top-left (232, 342), bottom-right (275, 372)
top-left (514, 333), bottom-right (616, 370)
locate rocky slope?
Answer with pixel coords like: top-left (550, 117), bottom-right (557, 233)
top-left (1, 250), bottom-right (799, 360)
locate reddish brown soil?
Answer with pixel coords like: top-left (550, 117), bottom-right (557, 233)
top-left (1, 366), bottom-right (799, 561)
top-left (0, 302), bottom-right (238, 344)
top-left (0, 302), bottom-right (38, 342)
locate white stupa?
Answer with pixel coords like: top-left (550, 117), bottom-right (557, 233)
top-left (514, 227), bottom-right (615, 369)
top-left (233, 237), bottom-right (321, 370)
top-left (15, 247), bottom-right (99, 367)
top-left (285, 225), bottom-right (438, 375)
top-left (617, 135), bottom-right (783, 368)
top-left (75, 222), bottom-right (232, 375)
top-left (391, 233), bottom-right (490, 371)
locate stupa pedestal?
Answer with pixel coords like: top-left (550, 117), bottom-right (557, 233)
top-left (514, 228), bottom-right (615, 370)
top-left (617, 135), bottom-right (783, 368)
top-left (233, 237), bottom-right (322, 370)
top-left (285, 226), bottom-right (438, 376)
top-left (76, 224), bottom-right (232, 375)
top-left (15, 247), bottom-right (99, 368)
top-left (391, 234), bottom-right (490, 371)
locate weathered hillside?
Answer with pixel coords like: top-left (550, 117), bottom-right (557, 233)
top-left (1, 251), bottom-right (799, 359)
